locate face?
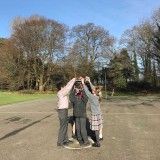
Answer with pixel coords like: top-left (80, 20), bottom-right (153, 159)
top-left (75, 83), bottom-right (82, 90)
top-left (79, 84), bottom-right (83, 89)
top-left (92, 89), bottom-right (96, 95)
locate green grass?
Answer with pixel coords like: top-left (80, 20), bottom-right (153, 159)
top-left (102, 91), bottom-right (160, 99)
top-left (0, 92), bottom-right (55, 106)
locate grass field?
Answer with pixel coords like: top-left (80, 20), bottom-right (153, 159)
top-left (1, 90), bottom-right (160, 106)
top-left (0, 91), bottom-right (55, 106)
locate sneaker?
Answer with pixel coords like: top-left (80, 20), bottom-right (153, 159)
top-left (81, 142), bottom-right (90, 147)
top-left (99, 137), bottom-right (103, 141)
top-left (92, 143), bottom-right (101, 147)
top-left (78, 140), bottom-right (84, 146)
top-left (63, 140), bottom-right (73, 146)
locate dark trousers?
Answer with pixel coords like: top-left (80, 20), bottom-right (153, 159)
top-left (57, 109), bottom-right (69, 145)
top-left (95, 130), bottom-right (100, 144)
top-left (76, 117), bottom-right (89, 143)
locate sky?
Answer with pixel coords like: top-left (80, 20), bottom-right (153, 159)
top-left (0, 0), bottom-right (160, 39)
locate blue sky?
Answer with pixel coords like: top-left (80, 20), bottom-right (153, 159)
top-left (0, 0), bottom-right (160, 39)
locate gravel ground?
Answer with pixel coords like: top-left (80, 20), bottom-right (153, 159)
top-left (0, 97), bottom-right (160, 160)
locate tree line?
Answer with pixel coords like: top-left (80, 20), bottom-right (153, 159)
top-left (0, 8), bottom-right (160, 93)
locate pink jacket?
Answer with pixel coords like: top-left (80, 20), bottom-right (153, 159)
top-left (57, 79), bottom-right (75, 109)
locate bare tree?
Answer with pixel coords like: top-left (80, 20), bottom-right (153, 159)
top-left (11, 15), bottom-right (67, 91)
top-left (0, 38), bottom-right (8, 89)
top-left (151, 8), bottom-right (160, 78)
top-left (121, 20), bottom-right (156, 83)
top-left (69, 23), bottom-right (115, 75)
top-left (120, 27), bottom-right (140, 81)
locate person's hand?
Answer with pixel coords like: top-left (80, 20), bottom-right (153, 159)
top-left (72, 78), bottom-right (76, 81)
top-left (75, 88), bottom-right (79, 92)
top-left (85, 76), bottom-right (91, 83)
top-left (79, 76), bottom-right (83, 80)
top-left (81, 78), bottom-right (85, 84)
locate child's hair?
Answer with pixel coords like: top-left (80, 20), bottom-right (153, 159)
top-left (94, 86), bottom-right (102, 102)
top-left (74, 80), bottom-right (82, 89)
top-left (56, 81), bottom-right (66, 91)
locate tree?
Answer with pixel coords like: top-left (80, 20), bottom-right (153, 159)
top-left (108, 54), bottom-right (123, 84)
top-left (119, 48), bottom-right (134, 82)
top-left (0, 38), bottom-right (27, 90)
top-left (11, 15), bottom-right (67, 91)
top-left (121, 21), bottom-right (155, 83)
top-left (69, 23), bottom-right (115, 75)
top-left (0, 38), bottom-right (8, 89)
top-left (133, 50), bottom-right (139, 82)
top-left (152, 9), bottom-right (160, 82)
top-left (107, 48), bottom-right (133, 89)
top-left (137, 21), bottom-right (155, 83)
top-left (120, 27), bottom-right (140, 81)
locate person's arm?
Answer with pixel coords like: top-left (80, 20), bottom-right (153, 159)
top-left (81, 90), bottom-right (88, 104)
top-left (90, 82), bottom-right (95, 90)
top-left (86, 76), bottom-right (95, 90)
top-left (60, 78), bottom-right (75, 96)
top-left (69, 90), bottom-right (76, 103)
top-left (83, 84), bottom-right (93, 99)
top-left (81, 77), bottom-right (93, 99)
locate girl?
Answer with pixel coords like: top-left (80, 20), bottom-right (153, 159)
top-left (81, 77), bottom-right (103, 147)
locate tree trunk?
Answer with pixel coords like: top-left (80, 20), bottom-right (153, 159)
top-left (39, 74), bottom-right (44, 92)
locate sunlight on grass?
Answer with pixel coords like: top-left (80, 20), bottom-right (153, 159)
top-left (0, 92), bottom-right (55, 106)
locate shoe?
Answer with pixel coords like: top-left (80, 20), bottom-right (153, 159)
top-left (63, 140), bottom-right (73, 146)
top-left (99, 137), bottom-right (103, 141)
top-left (81, 142), bottom-right (90, 147)
top-left (79, 140), bottom-right (84, 146)
top-left (92, 143), bottom-right (101, 147)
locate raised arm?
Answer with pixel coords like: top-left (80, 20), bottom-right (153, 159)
top-left (86, 76), bottom-right (95, 90)
top-left (60, 78), bottom-right (75, 96)
top-left (81, 90), bottom-right (88, 104)
top-left (83, 84), bottom-right (93, 99)
top-left (69, 90), bottom-right (76, 103)
top-left (81, 78), bottom-right (93, 99)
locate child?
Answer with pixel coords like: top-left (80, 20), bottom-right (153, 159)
top-left (56, 78), bottom-right (76, 147)
top-left (69, 80), bottom-right (90, 146)
top-left (81, 77), bottom-right (103, 147)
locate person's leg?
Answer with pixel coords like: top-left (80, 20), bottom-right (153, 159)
top-left (95, 130), bottom-right (100, 144)
top-left (72, 122), bottom-right (76, 134)
top-left (92, 130), bottom-right (100, 147)
top-left (72, 121), bottom-right (76, 138)
top-left (63, 110), bottom-right (69, 143)
top-left (57, 109), bottom-right (69, 146)
top-left (76, 118), bottom-right (83, 144)
top-left (99, 128), bottom-right (103, 140)
top-left (80, 118), bottom-right (89, 144)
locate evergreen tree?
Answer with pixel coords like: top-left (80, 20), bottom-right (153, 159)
top-left (108, 49), bottom-right (134, 88)
top-left (119, 48), bottom-right (134, 83)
